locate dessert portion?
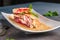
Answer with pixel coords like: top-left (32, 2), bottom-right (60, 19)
top-left (9, 8), bottom-right (51, 31)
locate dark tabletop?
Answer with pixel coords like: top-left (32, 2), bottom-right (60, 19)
top-left (0, 2), bottom-right (60, 40)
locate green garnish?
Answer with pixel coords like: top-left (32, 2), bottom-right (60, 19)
top-left (6, 38), bottom-right (15, 40)
top-left (52, 11), bottom-right (58, 16)
top-left (43, 11), bottom-right (58, 17)
top-left (29, 4), bottom-right (32, 10)
top-left (32, 13), bottom-right (38, 17)
top-left (19, 12), bottom-right (25, 15)
top-left (30, 12), bottom-right (38, 17)
top-left (28, 4), bottom-right (38, 17)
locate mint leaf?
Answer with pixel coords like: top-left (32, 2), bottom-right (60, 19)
top-left (52, 11), bottom-right (58, 16)
top-left (43, 11), bottom-right (58, 17)
top-left (48, 11), bottom-right (52, 13)
top-left (29, 4), bottom-right (32, 10)
top-left (43, 13), bottom-right (50, 16)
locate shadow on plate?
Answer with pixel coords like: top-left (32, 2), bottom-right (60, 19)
top-left (7, 31), bottom-right (56, 39)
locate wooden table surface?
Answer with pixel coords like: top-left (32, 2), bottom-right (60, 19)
top-left (0, 2), bottom-right (60, 40)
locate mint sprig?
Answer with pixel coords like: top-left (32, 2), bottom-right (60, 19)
top-left (29, 4), bottom-right (32, 10)
top-left (28, 4), bottom-right (38, 18)
top-left (43, 11), bottom-right (58, 17)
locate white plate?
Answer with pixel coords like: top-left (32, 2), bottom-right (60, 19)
top-left (1, 9), bottom-right (60, 33)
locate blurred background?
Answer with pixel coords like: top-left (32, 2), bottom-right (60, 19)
top-left (0, 0), bottom-right (60, 7)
